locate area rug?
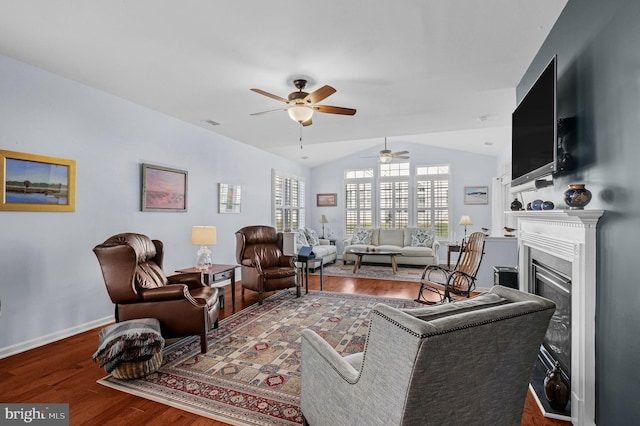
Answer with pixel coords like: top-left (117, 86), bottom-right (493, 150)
top-left (97, 290), bottom-right (419, 425)
top-left (315, 261), bottom-right (425, 282)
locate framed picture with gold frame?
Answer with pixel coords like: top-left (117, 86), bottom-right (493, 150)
top-left (1, 149), bottom-right (76, 212)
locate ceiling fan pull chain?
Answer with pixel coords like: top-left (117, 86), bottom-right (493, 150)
top-left (300, 125), bottom-right (303, 149)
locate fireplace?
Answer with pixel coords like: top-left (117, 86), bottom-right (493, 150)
top-left (509, 209), bottom-right (603, 426)
top-left (530, 249), bottom-right (572, 416)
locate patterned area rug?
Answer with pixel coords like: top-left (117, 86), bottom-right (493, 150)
top-left (97, 290), bottom-right (419, 425)
top-left (315, 261), bottom-right (426, 282)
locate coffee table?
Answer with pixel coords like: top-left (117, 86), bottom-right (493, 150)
top-left (349, 249), bottom-right (402, 274)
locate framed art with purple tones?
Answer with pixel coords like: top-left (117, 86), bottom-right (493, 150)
top-left (141, 163), bottom-right (187, 212)
top-left (1, 149), bottom-right (76, 212)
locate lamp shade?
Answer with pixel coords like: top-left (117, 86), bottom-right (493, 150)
top-left (320, 214), bottom-right (328, 224)
top-left (459, 215), bottom-right (472, 226)
top-left (191, 226), bottom-right (217, 245)
top-left (287, 106), bottom-right (313, 123)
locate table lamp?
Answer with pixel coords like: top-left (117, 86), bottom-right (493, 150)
top-left (191, 226), bottom-right (217, 270)
top-left (319, 214), bottom-right (328, 238)
top-left (459, 215), bottom-right (472, 244)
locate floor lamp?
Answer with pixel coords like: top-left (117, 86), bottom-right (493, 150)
top-left (459, 215), bottom-right (472, 246)
top-left (320, 214), bottom-right (328, 238)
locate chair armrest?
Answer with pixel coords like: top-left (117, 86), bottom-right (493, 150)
top-left (432, 239), bottom-right (440, 257)
top-left (138, 284), bottom-right (190, 302)
top-left (301, 329), bottom-right (360, 383)
top-left (278, 255), bottom-right (295, 268)
top-left (318, 239), bottom-right (330, 246)
top-left (167, 272), bottom-right (204, 289)
top-left (422, 264), bottom-right (449, 281)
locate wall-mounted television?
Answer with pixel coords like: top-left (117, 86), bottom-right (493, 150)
top-left (511, 55), bottom-right (557, 187)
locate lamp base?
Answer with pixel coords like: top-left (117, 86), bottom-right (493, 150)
top-left (195, 246), bottom-right (213, 271)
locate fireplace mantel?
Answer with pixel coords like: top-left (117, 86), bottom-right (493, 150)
top-left (507, 209), bottom-right (603, 426)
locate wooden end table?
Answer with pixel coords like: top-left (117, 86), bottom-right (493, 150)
top-left (447, 244), bottom-right (461, 268)
top-left (175, 264), bottom-right (238, 310)
top-left (349, 249), bottom-right (401, 274)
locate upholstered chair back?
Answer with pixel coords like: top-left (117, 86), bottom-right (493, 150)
top-left (235, 225), bottom-right (284, 269)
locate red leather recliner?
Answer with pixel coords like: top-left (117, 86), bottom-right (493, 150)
top-left (93, 233), bottom-right (220, 353)
top-left (235, 225), bottom-right (299, 304)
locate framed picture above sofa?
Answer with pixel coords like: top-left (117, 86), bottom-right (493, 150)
top-left (317, 193), bottom-right (337, 207)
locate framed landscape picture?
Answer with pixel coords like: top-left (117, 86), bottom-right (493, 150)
top-left (1, 149), bottom-right (76, 212)
top-left (317, 193), bottom-right (337, 207)
top-left (464, 186), bottom-right (488, 205)
top-left (141, 163), bottom-right (187, 212)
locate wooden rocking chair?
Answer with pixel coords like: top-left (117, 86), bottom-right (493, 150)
top-left (415, 232), bottom-right (487, 304)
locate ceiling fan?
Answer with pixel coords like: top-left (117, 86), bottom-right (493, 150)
top-left (374, 137), bottom-right (409, 163)
top-left (250, 79), bottom-right (356, 126)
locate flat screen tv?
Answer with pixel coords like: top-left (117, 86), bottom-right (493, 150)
top-left (511, 55), bottom-right (557, 187)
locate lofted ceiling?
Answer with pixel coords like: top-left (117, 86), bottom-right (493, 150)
top-left (0, 0), bottom-right (567, 167)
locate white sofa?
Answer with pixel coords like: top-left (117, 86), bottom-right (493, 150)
top-left (343, 227), bottom-right (440, 267)
top-left (292, 228), bottom-right (338, 266)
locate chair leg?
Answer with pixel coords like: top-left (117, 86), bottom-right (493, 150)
top-left (258, 291), bottom-right (263, 305)
top-left (200, 334), bottom-right (208, 353)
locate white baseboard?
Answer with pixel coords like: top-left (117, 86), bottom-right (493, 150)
top-left (0, 315), bottom-right (114, 360)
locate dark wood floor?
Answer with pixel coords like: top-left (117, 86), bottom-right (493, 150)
top-left (0, 274), bottom-right (570, 425)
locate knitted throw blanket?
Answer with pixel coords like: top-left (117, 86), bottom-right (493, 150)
top-left (93, 318), bottom-right (165, 373)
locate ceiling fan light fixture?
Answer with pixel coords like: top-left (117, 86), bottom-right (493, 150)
top-left (287, 105), bottom-right (313, 123)
top-left (379, 154), bottom-right (393, 163)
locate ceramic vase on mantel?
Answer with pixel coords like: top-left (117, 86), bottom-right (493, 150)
top-left (563, 183), bottom-right (592, 209)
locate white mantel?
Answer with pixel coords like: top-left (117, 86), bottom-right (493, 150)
top-left (507, 209), bottom-right (604, 426)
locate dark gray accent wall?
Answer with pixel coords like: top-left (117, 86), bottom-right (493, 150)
top-left (517, 0), bottom-right (640, 423)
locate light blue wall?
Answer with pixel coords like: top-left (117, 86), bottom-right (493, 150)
top-left (0, 53), bottom-right (309, 354)
top-left (517, 0), bottom-right (640, 422)
top-left (310, 142), bottom-right (497, 254)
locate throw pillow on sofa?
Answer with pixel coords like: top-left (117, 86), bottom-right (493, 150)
top-left (304, 228), bottom-right (320, 246)
top-left (352, 228), bottom-right (373, 245)
top-left (411, 229), bottom-right (434, 247)
top-left (295, 229), bottom-right (309, 247)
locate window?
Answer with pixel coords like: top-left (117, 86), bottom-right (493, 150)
top-left (273, 171), bottom-right (305, 231)
top-left (416, 165), bottom-right (450, 239)
top-left (379, 162), bottom-right (409, 228)
top-left (344, 169), bottom-right (373, 234)
top-left (344, 163), bottom-right (451, 239)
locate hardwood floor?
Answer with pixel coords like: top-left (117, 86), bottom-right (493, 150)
top-left (0, 274), bottom-right (570, 425)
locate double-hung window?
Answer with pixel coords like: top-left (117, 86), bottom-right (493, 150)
top-left (344, 169), bottom-right (373, 235)
top-left (416, 165), bottom-right (450, 239)
top-left (379, 162), bottom-right (410, 228)
top-left (272, 170), bottom-right (305, 232)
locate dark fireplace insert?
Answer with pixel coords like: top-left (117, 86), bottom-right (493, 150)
top-left (528, 249), bottom-right (572, 417)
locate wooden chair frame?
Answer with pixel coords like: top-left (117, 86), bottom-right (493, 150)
top-left (415, 232), bottom-right (487, 304)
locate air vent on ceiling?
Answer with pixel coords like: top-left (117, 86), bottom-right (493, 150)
top-left (204, 120), bottom-right (221, 126)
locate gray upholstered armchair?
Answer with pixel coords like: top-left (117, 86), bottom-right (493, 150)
top-left (301, 286), bottom-right (555, 426)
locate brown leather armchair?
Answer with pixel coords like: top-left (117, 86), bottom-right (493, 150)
top-left (93, 233), bottom-right (220, 353)
top-left (235, 225), bottom-right (299, 304)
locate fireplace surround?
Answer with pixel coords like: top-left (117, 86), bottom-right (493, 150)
top-left (508, 209), bottom-right (603, 426)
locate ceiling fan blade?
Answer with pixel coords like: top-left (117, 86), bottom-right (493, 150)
top-left (250, 88), bottom-right (288, 103)
top-left (312, 105), bottom-right (357, 115)
top-left (306, 85), bottom-right (336, 104)
top-left (391, 151), bottom-right (409, 156)
top-left (301, 118), bottom-right (313, 127)
top-left (250, 108), bottom-right (286, 116)
top-left (393, 155), bottom-right (410, 159)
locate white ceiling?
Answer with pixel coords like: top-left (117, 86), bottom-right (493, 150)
top-left (0, 0), bottom-right (567, 167)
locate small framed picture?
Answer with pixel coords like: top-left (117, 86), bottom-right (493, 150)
top-left (141, 163), bottom-right (188, 212)
top-left (219, 183), bottom-right (241, 213)
top-left (1, 149), bottom-right (76, 212)
top-left (317, 193), bottom-right (337, 207)
top-left (464, 186), bottom-right (488, 205)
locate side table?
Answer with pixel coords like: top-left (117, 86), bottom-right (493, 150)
top-left (176, 264), bottom-right (238, 310)
top-left (296, 256), bottom-right (323, 293)
top-left (447, 244), bottom-right (461, 269)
